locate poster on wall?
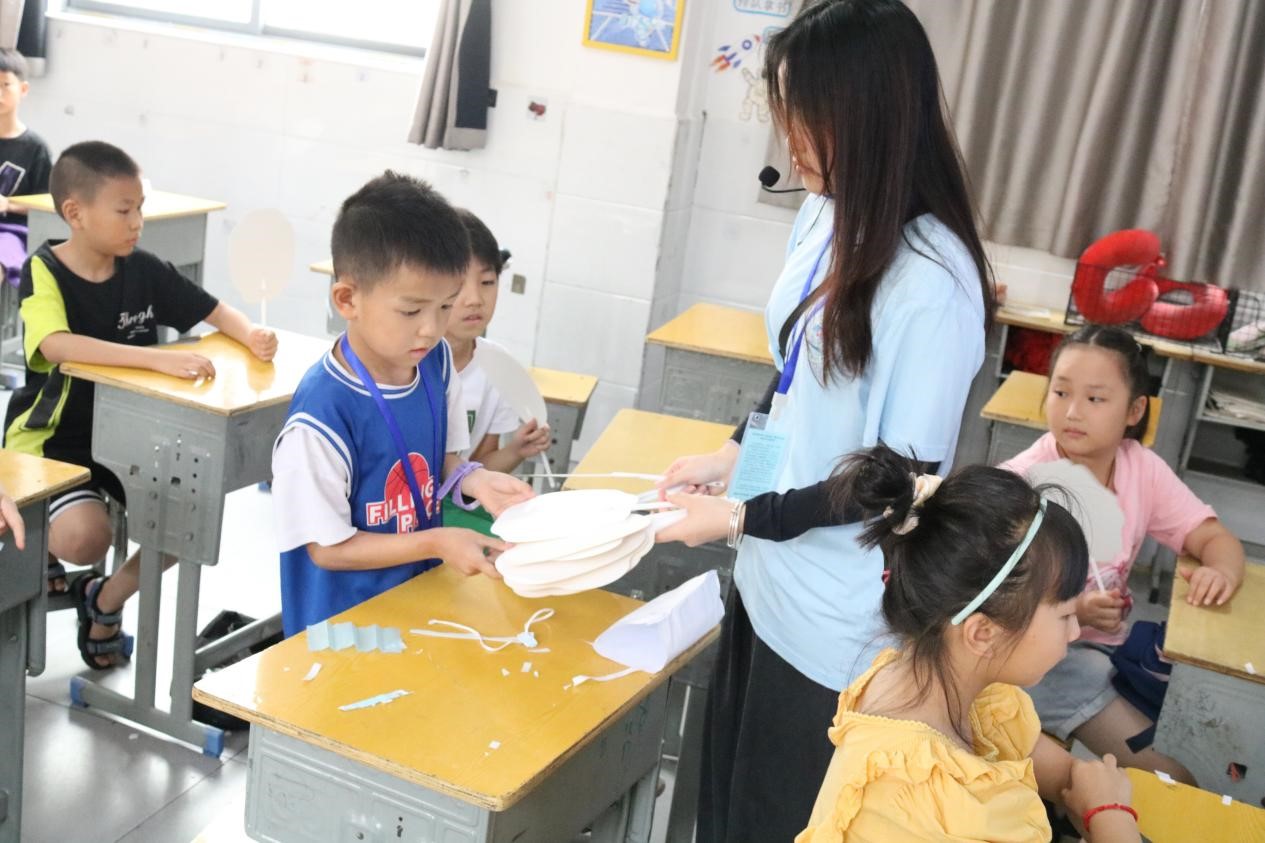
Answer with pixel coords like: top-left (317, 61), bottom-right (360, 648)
top-left (583, 0), bottom-right (686, 60)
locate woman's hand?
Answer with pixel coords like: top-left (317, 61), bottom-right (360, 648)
top-left (656, 441), bottom-right (739, 497)
top-left (654, 493), bottom-right (735, 547)
top-left (1077, 588), bottom-right (1126, 634)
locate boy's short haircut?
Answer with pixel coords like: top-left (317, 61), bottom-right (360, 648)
top-left (49, 141), bottom-right (142, 220)
top-left (455, 208), bottom-right (508, 275)
top-left (0, 48), bottom-right (29, 81)
top-left (331, 171), bottom-right (470, 288)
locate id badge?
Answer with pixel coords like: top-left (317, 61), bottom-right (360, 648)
top-left (728, 411), bottom-right (789, 501)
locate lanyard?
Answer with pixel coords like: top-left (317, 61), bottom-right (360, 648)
top-left (339, 334), bottom-right (441, 529)
top-left (776, 235), bottom-right (833, 395)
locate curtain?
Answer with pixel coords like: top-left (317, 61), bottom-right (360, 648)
top-left (0, 0), bottom-right (24, 50)
top-left (758, 0), bottom-right (1265, 290)
top-left (407, 0), bottom-right (492, 151)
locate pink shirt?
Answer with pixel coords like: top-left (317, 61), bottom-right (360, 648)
top-left (1001, 434), bottom-right (1216, 645)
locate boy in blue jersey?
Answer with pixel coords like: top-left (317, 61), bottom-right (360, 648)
top-left (271, 172), bottom-right (534, 636)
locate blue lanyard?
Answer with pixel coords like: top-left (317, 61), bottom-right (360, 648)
top-left (339, 335), bottom-right (441, 529)
top-left (777, 235), bottom-right (833, 395)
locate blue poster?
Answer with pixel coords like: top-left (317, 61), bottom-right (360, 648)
top-left (586, 0), bottom-right (682, 58)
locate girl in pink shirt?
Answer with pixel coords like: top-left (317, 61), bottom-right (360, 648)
top-left (1001, 325), bottom-right (1245, 785)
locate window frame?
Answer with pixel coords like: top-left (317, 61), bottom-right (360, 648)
top-left (65, 0), bottom-right (429, 58)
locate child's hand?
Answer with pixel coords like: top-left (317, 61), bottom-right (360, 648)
top-left (655, 493), bottom-right (731, 547)
top-left (0, 493), bottom-right (26, 550)
top-left (510, 419), bottom-right (551, 460)
top-left (247, 327), bottom-right (278, 362)
top-left (154, 350), bottom-right (216, 380)
top-left (1061, 755), bottom-right (1135, 838)
top-left (1179, 564), bottom-right (1238, 607)
top-left (656, 443), bottom-right (738, 498)
top-left (1077, 588), bottom-right (1126, 634)
top-left (463, 468), bottom-right (534, 517)
top-left (431, 527), bottom-right (506, 578)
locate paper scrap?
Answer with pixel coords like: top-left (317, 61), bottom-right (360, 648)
top-left (568, 666), bottom-right (640, 689)
top-left (488, 740), bottom-right (501, 750)
top-left (501, 668), bottom-right (510, 677)
top-left (533, 671), bottom-right (539, 678)
top-left (529, 648), bottom-right (551, 654)
top-left (128, 733), bottom-right (138, 741)
top-left (302, 663), bottom-right (322, 681)
top-left (339, 689), bottom-right (411, 712)
top-left (307, 621), bottom-right (405, 653)
top-left (1222, 794), bottom-right (1233, 806)
top-left (521, 661), bottom-right (532, 673)
top-left (1246, 661), bottom-right (1257, 675)
top-left (1155, 770), bottom-right (1177, 785)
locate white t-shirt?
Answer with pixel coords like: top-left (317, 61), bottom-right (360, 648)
top-left (271, 342), bottom-right (470, 553)
top-left (457, 337), bottom-right (522, 460)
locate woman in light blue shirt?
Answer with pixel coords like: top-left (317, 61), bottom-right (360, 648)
top-left (656, 2), bottom-right (996, 840)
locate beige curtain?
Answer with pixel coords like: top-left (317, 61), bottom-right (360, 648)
top-left (760, 0), bottom-right (1265, 290)
top-left (408, 0), bottom-right (491, 151)
top-left (0, 0), bottom-right (24, 50)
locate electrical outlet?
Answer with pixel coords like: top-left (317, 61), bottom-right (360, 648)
top-left (511, 274), bottom-right (527, 294)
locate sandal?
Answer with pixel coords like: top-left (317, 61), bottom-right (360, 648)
top-left (72, 575), bottom-right (133, 670)
top-left (47, 560), bottom-right (68, 595)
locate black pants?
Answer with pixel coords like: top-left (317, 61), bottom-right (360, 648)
top-left (697, 589), bottom-right (840, 843)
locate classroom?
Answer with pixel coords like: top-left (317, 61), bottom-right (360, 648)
top-left (1, 1), bottom-right (1263, 841)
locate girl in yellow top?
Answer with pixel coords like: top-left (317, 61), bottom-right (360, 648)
top-left (799, 447), bottom-right (1141, 842)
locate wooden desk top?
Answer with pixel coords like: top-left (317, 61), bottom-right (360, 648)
top-left (980, 370), bottom-right (1161, 448)
top-left (8, 190), bottom-right (226, 222)
top-left (995, 303), bottom-right (1265, 375)
top-left (193, 564), bottom-right (717, 811)
top-left (1127, 768), bottom-right (1265, 841)
top-left (310, 259), bottom-right (334, 276)
top-left (565, 409), bottom-right (734, 495)
top-left (529, 366), bottom-right (597, 408)
top-left (1165, 558), bottom-right (1265, 685)
top-left (646, 303), bottom-right (773, 366)
top-left (0, 451), bottom-right (90, 507)
top-left (61, 330), bottom-right (329, 417)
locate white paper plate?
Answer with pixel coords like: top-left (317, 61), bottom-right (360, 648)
top-left (502, 529), bottom-right (654, 596)
top-left (495, 513), bottom-right (651, 567)
top-left (492, 489), bottom-right (638, 543)
top-left (555, 537), bottom-right (624, 561)
top-left (500, 528), bottom-right (650, 586)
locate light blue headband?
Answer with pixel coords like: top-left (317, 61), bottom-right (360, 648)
top-left (950, 499), bottom-right (1048, 626)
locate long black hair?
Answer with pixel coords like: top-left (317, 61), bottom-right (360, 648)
top-left (765, 0), bottom-right (995, 381)
top-left (833, 445), bottom-right (1088, 738)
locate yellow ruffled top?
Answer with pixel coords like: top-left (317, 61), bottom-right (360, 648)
top-left (796, 649), bottom-right (1051, 843)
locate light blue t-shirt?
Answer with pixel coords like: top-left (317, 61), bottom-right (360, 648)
top-left (733, 194), bottom-right (986, 691)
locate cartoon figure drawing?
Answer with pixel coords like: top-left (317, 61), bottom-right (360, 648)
top-left (589, 0), bottom-right (676, 52)
top-left (740, 68), bottom-right (770, 122)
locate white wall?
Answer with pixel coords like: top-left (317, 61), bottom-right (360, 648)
top-left (23, 5), bottom-right (696, 454)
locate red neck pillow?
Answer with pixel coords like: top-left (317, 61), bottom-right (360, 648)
top-left (1071, 229), bottom-right (1162, 324)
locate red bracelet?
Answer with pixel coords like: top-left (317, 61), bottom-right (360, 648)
top-left (1083, 803), bottom-right (1139, 829)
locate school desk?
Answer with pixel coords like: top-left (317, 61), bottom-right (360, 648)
top-left (1153, 558), bottom-right (1265, 807)
top-left (642, 303), bottom-right (776, 426)
top-left (979, 370), bottom-right (1162, 464)
top-left (0, 452), bottom-right (89, 843)
top-left (8, 191), bottom-right (225, 288)
top-left (309, 258), bottom-right (598, 475)
top-left (59, 329), bottom-right (328, 756)
top-left (192, 564), bottom-right (718, 843)
top-left (1127, 768), bottom-right (1265, 842)
top-left (565, 408), bottom-right (735, 843)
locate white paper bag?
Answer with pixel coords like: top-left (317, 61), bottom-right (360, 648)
top-left (593, 570), bottom-right (725, 673)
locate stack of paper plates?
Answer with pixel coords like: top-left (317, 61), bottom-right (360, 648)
top-left (492, 490), bottom-right (658, 597)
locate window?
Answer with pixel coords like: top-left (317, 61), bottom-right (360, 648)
top-left (67, 0), bottom-right (438, 56)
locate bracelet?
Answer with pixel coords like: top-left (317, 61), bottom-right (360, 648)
top-left (726, 499), bottom-right (746, 550)
top-left (1082, 803), bottom-right (1138, 830)
top-left (438, 461), bottom-right (483, 512)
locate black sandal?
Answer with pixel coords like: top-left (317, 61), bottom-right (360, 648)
top-left (72, 575), bottom-right (133, 670)
top-left (47, 560), bottom-right (68, 595)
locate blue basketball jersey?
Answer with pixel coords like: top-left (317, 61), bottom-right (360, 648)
top-left (277, 340), bottom-right (450, 636)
